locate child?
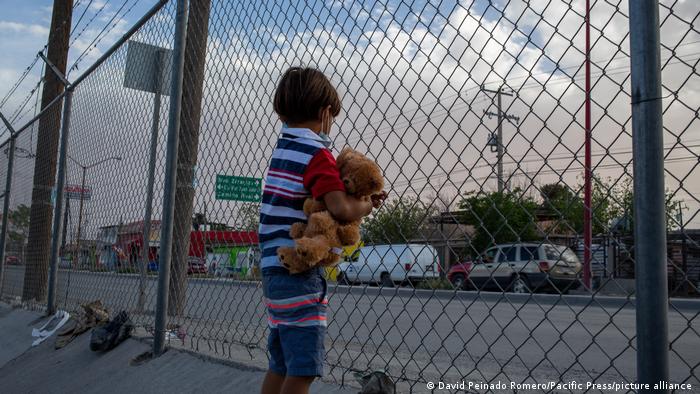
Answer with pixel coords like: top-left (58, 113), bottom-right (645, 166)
top-left (259, 67), bottom-right (385, 394)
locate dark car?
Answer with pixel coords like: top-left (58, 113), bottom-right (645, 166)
top-left (5, 255), bottom-right (21, 265)
top-left (187, 258), bottom-right (207, 275)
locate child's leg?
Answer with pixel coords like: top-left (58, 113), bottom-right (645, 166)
top-left (261, 370), bottom-right (285, 394)
top-left (281, 376), bottom-right (315, 394)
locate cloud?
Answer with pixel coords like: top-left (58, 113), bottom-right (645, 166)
top-left (11, 0), bottom-right (698, 233)
top-left (0, 21), bottom-right (49, 37)
top-left (90, 1), bottom-right (108, 12)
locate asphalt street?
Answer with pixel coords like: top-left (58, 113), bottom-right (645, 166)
top-left (2, 266), bottom-right (698, 392)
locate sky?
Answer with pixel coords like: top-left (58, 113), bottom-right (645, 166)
top-left (0, 0), bottom-right (698, 246)
top-left (0, 0), bottom-right (159, 127)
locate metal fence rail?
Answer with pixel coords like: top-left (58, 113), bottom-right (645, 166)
top-left (0, 0), bottom-right (698, 392)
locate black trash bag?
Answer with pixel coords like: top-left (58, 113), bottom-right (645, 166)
top-left (90, 311), bottom-right (133, 352)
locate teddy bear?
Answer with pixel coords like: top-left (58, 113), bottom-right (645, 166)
top-left (277, 147), bottom-right (384, 274)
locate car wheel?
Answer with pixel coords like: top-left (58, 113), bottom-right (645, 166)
top-left (510, 276), bottom-right (530, 294)
top-left (451, 273), bottom-right (466, 290)
top-left (337, 272), bottom-right (350, 285)
top-left (380, 272), bottom-right (394, 288)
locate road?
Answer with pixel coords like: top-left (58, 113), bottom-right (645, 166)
top-left (2, 266), bottom-right (698, 393)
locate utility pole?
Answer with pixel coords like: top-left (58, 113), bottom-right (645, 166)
top-left (483, 86), bottom-right (519, 193)
top-left (23, 0), bottom-right (73, 302)
top-left (169, 0), bottom-right (211, 317)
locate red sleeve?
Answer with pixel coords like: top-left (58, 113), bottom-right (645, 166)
top-left (303, 149), bottom-right (346, 199)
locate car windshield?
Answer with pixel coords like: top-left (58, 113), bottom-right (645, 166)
top-left (477, 248), bottom-right (498, 264)
top-left (544, 245), bottom-right (580, 263)
top-left (556, 246), bottom-right (580, 263)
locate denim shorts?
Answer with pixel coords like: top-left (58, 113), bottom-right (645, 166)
top-left (262, 266), bottom-right (328, 377)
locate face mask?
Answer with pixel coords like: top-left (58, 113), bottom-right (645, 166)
top-left (319, 132), bottom-right (332, 148)
top-left (319, 110), bottom-right (333, 147)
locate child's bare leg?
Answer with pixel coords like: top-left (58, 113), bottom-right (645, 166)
top-left (281, 376), bottom-right (315, 394)
top-left (261, 370), bottom-right (285, 394)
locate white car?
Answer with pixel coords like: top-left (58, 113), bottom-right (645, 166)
top-left (336, 244), bottom-right (441, 287)
top-left (466, 243), bottom-right (582, 293)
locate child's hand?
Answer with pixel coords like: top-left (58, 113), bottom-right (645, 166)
top-left (370, 191), bottom-right (388, 209)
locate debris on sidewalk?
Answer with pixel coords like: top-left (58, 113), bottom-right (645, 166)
top-left (31, 310), bottom-right (70, 347)
top-left (56, 300), bottom-right (109, 349)
top-left (90, 311), bottom-right (133, 352)
top-left (355, 370), bottom-right (396, 394)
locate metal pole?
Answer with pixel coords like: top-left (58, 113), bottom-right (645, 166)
top-left (74, 166), bottom-right (86, 268)
top-left (583, 0), bottom-right (593, 291)
top-left (0, 112), bottom-right (16, 296)
top-left (139, 49), bottom-right (164, 312)
top-left (61, 198), bottom-right (70, 254)
top-left (629, 1), bottom-right (669, 391)
top-left (496, 89), bottom-right (504, 194)
top-left (154, 0), bottom-right (189, 356)
top-left (678, 201), bottom-right (687, 295)
top-left (47, 89), bottom-right (73, 316)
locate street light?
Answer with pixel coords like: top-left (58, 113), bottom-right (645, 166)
top-left (67, 155), bottom-right (122, 267)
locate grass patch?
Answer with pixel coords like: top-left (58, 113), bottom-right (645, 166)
top-left (415, 278), bottom-right (455, 290)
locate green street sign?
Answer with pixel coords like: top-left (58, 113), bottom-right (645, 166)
top-left (216, 175), bottom-right (262, 202)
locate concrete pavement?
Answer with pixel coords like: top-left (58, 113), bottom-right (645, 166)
top-left (2, 266), bottom-right (699, 393)
top-left (0, 304), bottom-right (357, 393)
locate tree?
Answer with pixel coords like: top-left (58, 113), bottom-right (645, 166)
top-left (539, 178), bottom-right (682, 235)
top-left (237, 203), bottom-right (259, 231)
top-left (361, 197), bottom-right (437, 244)
top-left (192, 212), bottom-right (207, 231)
top-left (458, 189), bottom-right (539, 254)
top-left (8, 204), bottom-right (31, 261)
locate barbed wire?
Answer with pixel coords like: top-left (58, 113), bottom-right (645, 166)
top-left (69, 0), bottom-right (141, 75)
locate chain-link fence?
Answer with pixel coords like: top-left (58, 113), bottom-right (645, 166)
top-left (0, 0), bottom-right (698, 392)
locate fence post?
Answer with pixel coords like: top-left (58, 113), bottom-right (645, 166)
top-left (629, 1), bottom-right (669, 391)
top-left (138, 49), bottom-right (165, 313)
top-left (47, 89), bottom-right (73, 316)
top-left (153, 0), bottom-right (189, 356)
top-left (0, 112), bottom-right (17, 296)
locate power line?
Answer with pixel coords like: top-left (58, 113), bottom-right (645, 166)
top-left (389, 143), bottom-right (700, 189)
top-left (69, 0), bottom-right (112, 48)
top-left (338, 51), bottom-right (699, 146)
top-left (0, 0), bottom-right (83, 114)
top-left (0, 56), bottom-right (41, 110)
top-left (69, 0), bottom-right (141, 75)
top-left (70, 0), bottom-right (96, 38)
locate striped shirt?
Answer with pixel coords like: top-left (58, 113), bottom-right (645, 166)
top-left (258, 127), bottom-right (344, 270)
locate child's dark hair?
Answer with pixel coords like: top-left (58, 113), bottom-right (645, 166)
top-left (273, 67), bottom-right (341, 124)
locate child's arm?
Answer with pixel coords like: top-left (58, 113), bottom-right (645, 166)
top-left (304, 149), bottom-right (386, 222)
top-left (323, 191), bottom-right (373, 222)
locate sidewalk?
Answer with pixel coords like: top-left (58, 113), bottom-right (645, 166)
top-left (0, 304), bottom-right (355, 393)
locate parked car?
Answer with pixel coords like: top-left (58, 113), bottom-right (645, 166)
top-left (447, 261), bottom-right (472, 290)
top-left (463, 243), bottom-right (582, 293)
top-left (187, 257), bottom-right (208, 275)
top-left (4, 255), bottom-right (21, 265)
top-left (336, 244), bottom-right (440, 287)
